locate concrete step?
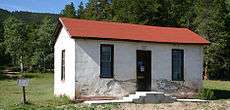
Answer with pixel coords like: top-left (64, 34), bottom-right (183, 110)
top-left (136, 91), bottom-right (164, 95)
top-left (84, 99), bottom-right (132, 104)
top-left (124, 92), bottom-right (176, 103)
top-left (122, 93), bottom-right (147, 101)
top-left (83, 91), bottom-right (176, 104)
top-left (134, 92), bottom-right (176, 103)
top-left (176, 99), bottom-right (208, 103)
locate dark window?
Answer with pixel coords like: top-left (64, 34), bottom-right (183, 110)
top-left (100, 44), bottom-right (114, 78)
top-left (61, 50), bottom-right (65, 80)
top-left (172, 49), bottom-right (184, 81)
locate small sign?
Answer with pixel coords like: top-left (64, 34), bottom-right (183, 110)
top-left (17, 78), bottom-right (29, 87)
top-left (140, 66), bottom-right (145, 72)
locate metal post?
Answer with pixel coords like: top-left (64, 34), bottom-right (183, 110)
top-left (22, 86), bottom-right (26, 104)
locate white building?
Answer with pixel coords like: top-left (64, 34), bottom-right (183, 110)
top-left (54, 17), bottom-right (209, 100)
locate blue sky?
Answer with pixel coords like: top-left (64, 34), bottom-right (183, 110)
top-left (0, 0), bottom-right (88, 14)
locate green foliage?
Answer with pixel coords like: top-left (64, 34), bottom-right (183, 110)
top-left (198, 80), bottom-right (230, 100)
top-left (3, 17), bottom-right (28, 71)
top-left (0, 8), bottom-right (57, 71)
top-left (30, 17), bottom-right (56, 71)
top-left (84, 0), bottom-right (113, 20)
top-left (0, 0), bottom-right (230, 79)
top-left (0, 7), bottom-right (58, 71)
top-left (77, 2), bottom-right (85, 19)
top-left (197, 88), bottom-right (230, 100)
top-left (0, 9), bottom-right (10, 22)
top-left (0, 8), bottom-right (58, 24)
top-left (112, 0), bottom-right (160, 24)
top-left (197, 88), bottom-right (216, 100)
top-left (0, 19), bottom-right (11, 65)
top-left (193, 0), bottom-right (229, 80)
top-left (76, 0), bottom-right (230, 80)
top-left (61, 2), bottom-right (77, 18)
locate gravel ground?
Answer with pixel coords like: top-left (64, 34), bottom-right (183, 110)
top-left (117, 100), bottom-right (230, 110)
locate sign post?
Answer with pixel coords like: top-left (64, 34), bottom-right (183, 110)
top-left (17, 78), bottom-right (29, 104)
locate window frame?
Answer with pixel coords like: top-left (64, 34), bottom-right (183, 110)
top-left (172, 49), bottom-right (184, 81)
top-left (100, 44), bottom-right (114, 78)
top-left (61, 50), bottom-right (65, 81)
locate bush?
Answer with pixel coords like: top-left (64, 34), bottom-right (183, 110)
top-left (197, 88), bottom-right (230, 100)
top-left (197, 88), bottom-right (216, 100)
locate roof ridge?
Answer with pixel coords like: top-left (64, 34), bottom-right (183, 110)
top-left (59, 17), bottom-right (188, 30)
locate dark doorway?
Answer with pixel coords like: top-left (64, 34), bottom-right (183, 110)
top-left (136, 50), bottom-right (151, 91)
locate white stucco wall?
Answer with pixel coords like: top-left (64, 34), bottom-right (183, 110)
top-left (54, 26), bottom-right (204, 98)
top-left (75, 39), bottom-right (204, 97)
top-left (54, 27), bottom-right (76, 100)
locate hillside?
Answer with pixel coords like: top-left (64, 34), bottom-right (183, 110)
top-left (0, 8), bottom-right (59, 66)
top-left (0, 8), bottom-right (59, 24)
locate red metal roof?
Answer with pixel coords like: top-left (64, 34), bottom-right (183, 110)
top-left (59, 17), bottom-right (209, 45)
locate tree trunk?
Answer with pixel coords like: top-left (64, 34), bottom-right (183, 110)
top-left (20, 56), bottom-right (24, 73)
top-left (43, 58), bottom-right (46, 72)
top-left (204, 61), bottom-right (209, 80)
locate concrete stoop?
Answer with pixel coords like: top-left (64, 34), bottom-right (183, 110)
top-left (133, 92), bottom-right (176, 103)
top-left (84, 91), bottom-right (176, 104)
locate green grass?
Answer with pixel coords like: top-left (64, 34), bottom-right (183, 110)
top-left (1, 73), bottom-right (229, 109)
top-left (0, 73), bottom-right (70, 109)
top-left (198, 80), bottom-right (230, 100)
top-left (203, 80), bottom-right (230, 91)
top-left (0, 73), bottom-right (117, 110)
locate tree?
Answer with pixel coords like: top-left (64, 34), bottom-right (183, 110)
top-left (77, 2), bottom-right (85, 18)
top-left (23, 23), bottom-right (39, 70)
top-left (0, 21), bottom-right (4, 56)
top-left (70, 0), bottom-right (230, 80)
top-left (112, 0), bottom-right (160, 24)
top-left (30, 16), bottom-right (55, 71)
top-left (193, 0), bottom-right (228, 80)
top-left (61, 2), bottom-right (77, 18)
top-left (0, 21), bottom-right (10, 65)
top-left (3, 17), bottom-right (27, 72)
top-left (84, 0), bottom-right (113, 20)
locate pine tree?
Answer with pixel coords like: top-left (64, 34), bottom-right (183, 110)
top-left (84, 0), bottom-right (113, 20)
top-left (61, 2), bottom-right (77, 18)
top-left (77, 2), bottom-right (85, 18)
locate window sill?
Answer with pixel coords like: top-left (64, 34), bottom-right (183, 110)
top-left (100, 76), bottom-right (114, 79)
top-left (171, 80), bottom-right (185, 82)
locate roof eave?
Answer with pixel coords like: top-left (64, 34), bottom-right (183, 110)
top-left (71, 36), bottom-right (210, 45)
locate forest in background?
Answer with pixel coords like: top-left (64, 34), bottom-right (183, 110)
top-left (0, 0), bottom-right (230, 80)
top-left (0, 9), bottom-right (58, 72)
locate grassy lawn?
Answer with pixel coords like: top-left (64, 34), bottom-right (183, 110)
top-left (0, 73), bottom-right (70, 109)
top-left (0, 73), bottom-right (230, 110)
top-left (203, 80), bottom-right (230, 91)
top-left (0, 73), bottom-right (117, 110)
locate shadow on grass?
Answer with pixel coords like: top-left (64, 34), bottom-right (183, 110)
top-left (0, 73), bottom-right (47, 80)
top-left (0, 73), bottom-right (18, 80)
top-left (213, 89), bottom-right (230, 99)
top-left (11, 102), bottom-right (57, 110)
top-left (198, 88), bottom-right (230, 100)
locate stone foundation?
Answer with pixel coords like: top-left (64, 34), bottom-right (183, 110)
top-left (76, 78), bottom-right (201, 99)
top-left (153, 79), bottom-right (201, 98)
top-left (76, 79), bottom-right (136, 98)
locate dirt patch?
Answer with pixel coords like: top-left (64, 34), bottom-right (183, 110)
top-left (116, 100), bottom-right (230, 110)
